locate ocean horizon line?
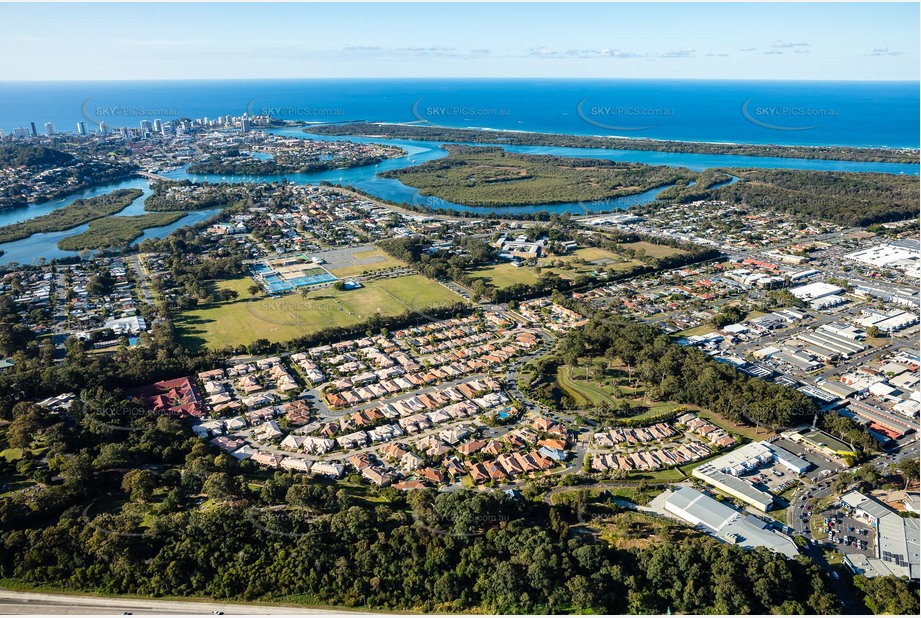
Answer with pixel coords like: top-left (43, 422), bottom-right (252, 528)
top-left (1, 76), bottom-right (920, 84)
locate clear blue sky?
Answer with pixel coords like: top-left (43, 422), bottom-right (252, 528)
top-left (0, 2), bottom-right (917, 81)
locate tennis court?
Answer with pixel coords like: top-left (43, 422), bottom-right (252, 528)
top-left (251, 257), bottom-right (338, 293)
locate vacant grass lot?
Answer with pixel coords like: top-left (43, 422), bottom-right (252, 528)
top-left (675, 324), bottom-right (717, 338)
top-left (693, 407), bottom-right (775, 441)
top-left (471, 247), bottom-right (643, 290)
top-left (545, 247), bottom-right (644, 273)
top-left (176, 274), bottom-right (464, 349)
top-left (471, 263), bottom-right (544, 288)
top-left (618, 241), bottom-right (687, 259)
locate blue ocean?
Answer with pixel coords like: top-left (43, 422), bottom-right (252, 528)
top-left (1, 79), bottom-right (918, 148)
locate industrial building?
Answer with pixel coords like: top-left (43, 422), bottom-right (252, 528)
top-left (787, 427), bottom-right (856, 460)
top-left (792, 328), bottom-right (867, 360)
top-left (809, 294), bottom-right (847, 310)
top-left (841, 491), bottom-right (919, 580)
top-left (855, 309), bottom-right (919, 334)
top-left (774, 349), bottom-right (822, 372)
top-left (846, 243), bottom-right (921, 280)
top-left (692, 463), bottom-right (774, 511)
top-left (691, 441), bottom-right (812, 511)
top-left (769, 443), bottom-right (813, 474)
top-left (817, 380), bottom-right (857, 401)
top-left (664, 487), bottom-right (799, 558)
top-left (789, 282), bottom-right (844, 301)
top-left (844, 401), bottom-right (916, 440)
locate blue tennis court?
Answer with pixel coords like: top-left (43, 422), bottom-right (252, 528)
top-left (262, 274), bottom-right (294, 293)
top-left (287, 272), bottom-right (337, 287)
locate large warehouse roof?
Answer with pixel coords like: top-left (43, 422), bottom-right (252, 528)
top-left (664, 487), bottom-right (798, 558)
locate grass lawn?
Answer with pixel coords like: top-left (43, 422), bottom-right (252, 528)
top-left (470, 247), bottom-right (643, 290)
top-left (0, 475), bottom-right (34, 496)
top-left (557, 365), bottom-right (609, 408)
top-left (810, 513), bottom-right (829, 540)
top-left (548, 485), bottom-right (660, 507)
top-left (675, 323), bottom-right (717, 338)
top-left (764, 507), bottom-right (788, 524)
top-left (693, 407), bottom-right (775, 442)
top-left (618, 241), bottom-right (687, 259)
top-left (0, 447), bottom-right (24, 462)
top-left (777, 481), bottom-right (802, 502)
top-left (176, 274), bottom-right (465, 349)
top-left (471, 263), bottom-right (544, 288)
top-left (548, 247), bottom-right (642, 272)
top-left (600, 486), bottom-right (660, 506)
top-left (625, 467), bottom-right (687, 482)
top-left (555, 360), bottom-right (681, 421)
top-left (324, 247), bottom-right (407, 278)
top-left (823, 549), bottom-right (844, 565)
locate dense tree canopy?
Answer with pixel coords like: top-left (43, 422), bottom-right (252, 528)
top-left (555, 317), bottom-right (817, 428)
top-left (712, 169), bottom-right (920, 227)
top-left (853, 574), bottom-right (920, 615)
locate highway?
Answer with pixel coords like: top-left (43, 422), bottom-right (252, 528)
top-left (0, 590), bottom-right (358, 615)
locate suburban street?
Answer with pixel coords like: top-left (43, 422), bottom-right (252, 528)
top-left (130, 254), bottom-right (154, 304)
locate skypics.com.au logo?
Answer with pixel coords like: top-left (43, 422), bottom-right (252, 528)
top-left (245, 98), bottom-right (346, 120)
top-left (411, 98), bottom-right (511, 124)
top-left (82, 404), bottom-right (158, 433)
top-left (247, 505), bottom-right (331, 538)
top-left (577, 98), bottom-right (676, 132)
top-left (412, 504), bottom-right (511, 538)
top-left (81, 98), bottom-right (181, 128)
top-left (740, 97), bottom-right (838, 131)
top-left (411, 190), bottom-right (457, 213)
top-left (575, 191), bottom-right (658, 215)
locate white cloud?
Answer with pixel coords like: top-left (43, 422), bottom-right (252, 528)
top-left (564, 48), bottom-right (641, 59)
top-left (663, 47), bottom-right (695, 58)
top-left (772, 40), bottom-right (809, 48)
top-left (870, 47), bottom-right (902, 56)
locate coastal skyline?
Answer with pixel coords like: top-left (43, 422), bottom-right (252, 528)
top-left (0, 2), bottom-right (918, 81)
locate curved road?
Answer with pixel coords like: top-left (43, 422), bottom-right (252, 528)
top-left (0, 590), bottom-right (360, 615)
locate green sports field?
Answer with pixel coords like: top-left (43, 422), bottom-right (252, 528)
top-left (175, 274), bottom-right (465, 349)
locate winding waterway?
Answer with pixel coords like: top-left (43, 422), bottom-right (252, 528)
top-left (1, 127), bottom-right (918, 265)
top-left (0, 180), bottom-right (219, 265)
